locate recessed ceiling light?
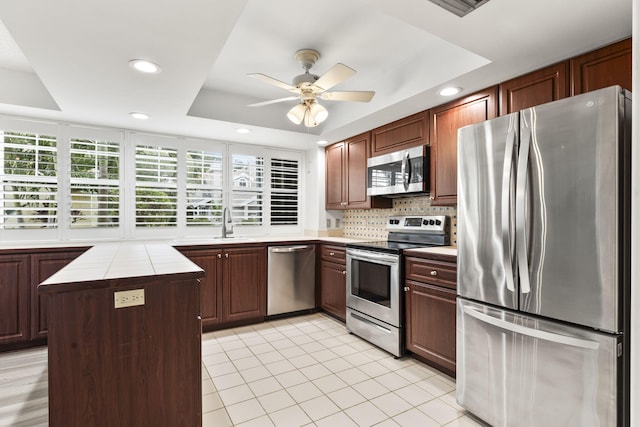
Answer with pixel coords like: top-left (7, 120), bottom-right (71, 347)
top-left (439, 87), bottom-right (462, 97)
top-left (129, 112), bottom-right (149, 120)
top-left (317, 140), bottom-right (329, 146)
top-left (236, 128), bottom-right (251, 134)
top-left (129, 59), bottom-right (161, 74)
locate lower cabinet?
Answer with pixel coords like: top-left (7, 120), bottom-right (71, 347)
top-left (319, 245), bottom-right (347, 321)
top-left (180, 246), bottom-right (266, 330)
top-left (404, 253), bottom-right (457, 376)
top-left (0, 249), bottom-right (88, 347)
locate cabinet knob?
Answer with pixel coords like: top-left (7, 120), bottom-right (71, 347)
top-left (217, 254), bottom-right (222, 258)
top-left (329, 252), bottom-right (335, 256)
top-left (430, 270), bottom-right (438, 276)
top-left (404, 286), bottom-right (410, 292)
top-left (342, 270), bottom-right (346, 275)
top-left (429, 195), bottom-right (435, 200)
top-left (225, 253), bottom-right (229, 258)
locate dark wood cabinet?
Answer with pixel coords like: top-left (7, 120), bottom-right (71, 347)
top-left (319, 245), bottom-right (347, 321)
top-left (404, 253), bottom-right (457, 376)
top-left (0, 254), bottom-right (30, 345)
top-left (429, 87), bottom-right (498, 206)
top-left (179, 248), bottom-right (223, 329)
top-left (30, 249), bottom-right (87, 340)
top-left (325, 132), bottom-right (391, 210)
top-left (571, 38), bottom-right (632, 95)
top-left (180, 245), bottom-right (266, 329)
top-left (371, 111), bottom-right (429, 155)
top-left (223, 246), bottom-right (266, 323)
top-left (499, 61), bottom-right (570, 114)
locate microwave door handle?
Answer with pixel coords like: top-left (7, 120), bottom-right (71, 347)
top-left (402, 151), bottom-right (410, 191)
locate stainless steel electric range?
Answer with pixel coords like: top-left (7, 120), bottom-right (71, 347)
top-left (345, 215), bottom-right (450, 357)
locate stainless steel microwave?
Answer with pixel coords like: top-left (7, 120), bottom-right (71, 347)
top-left (367, 145), bottom-right (429, 197)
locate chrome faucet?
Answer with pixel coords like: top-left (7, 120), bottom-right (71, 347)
top-left (221, 207), bottom-right (233, 238)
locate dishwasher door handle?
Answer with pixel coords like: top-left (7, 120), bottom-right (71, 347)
top-left (269, 245), bottom-right (313, 253)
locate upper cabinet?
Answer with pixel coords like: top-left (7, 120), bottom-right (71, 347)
top-left (499, 61), bottom-right (570, 114)
top-left (429, 87), bottom-right (498, 206)
top-left (571, 38), bottom-right (632, 95)
top-left (325, 132), bottom-right (391, 210)
top-left (371, 111), bottom-right (429, 156)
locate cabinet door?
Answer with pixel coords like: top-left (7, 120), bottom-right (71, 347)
top-left (371, 111), bottom-right (429, 155)
top-left (405, 280), bottom-right (456, 375)
top-left (320, 260), bottom-right (346, 321)
top-left (571, 38), bottom-right (631, 95)
top-left (30, 250), bottom-right (87, 339)
top-left (223, 247), bottom-right (266, 323)
top-left (344, 133), bottom-right (370, 209)
top-left (325, 142), bottom-right (346, 209)
top-left (180, 249), bottom-right (222, 329)
top-left (499, 61), bottom-right (569, 114)
top-left (0, 254), bottom-right (30, 345)
top-left (429, 87), bottom-right (497, 206)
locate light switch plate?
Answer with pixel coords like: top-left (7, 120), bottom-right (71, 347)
top-left (114, 289), bottom-right (145, 309)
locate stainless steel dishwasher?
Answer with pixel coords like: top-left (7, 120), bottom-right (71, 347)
top-left (267, 245), bottom-right (316, 316)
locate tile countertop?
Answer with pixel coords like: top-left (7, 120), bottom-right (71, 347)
top-left (404, 245), bottom-right (458, 257)
top-left (38, 242), bottom-right (204, 293)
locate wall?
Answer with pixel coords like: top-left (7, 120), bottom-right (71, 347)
top-left (342, 195), bottom-right (457, 245)
top-left (630, 3), bottom-right (638, 425)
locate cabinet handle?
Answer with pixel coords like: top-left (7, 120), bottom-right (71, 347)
top-left (430, 270), bottom-right (438, 276)
top-left (404, 286), bottom-right (410, 292)
top-left (225, 253), bottom-right (229, 258)
top-left (329, 252), bottom-right (335, 256)
top-left (217, 254), bottom-right (222, 258)
top-left (342, 270), bottom-right (346, 275)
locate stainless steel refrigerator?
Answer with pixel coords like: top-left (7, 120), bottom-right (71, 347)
top-left (456, 86), bottom-right (631, 427)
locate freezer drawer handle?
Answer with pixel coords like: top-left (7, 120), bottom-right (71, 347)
top-left (462, 304), bottom-right (600, 350)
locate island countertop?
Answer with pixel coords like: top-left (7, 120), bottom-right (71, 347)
top-left (38, 242), bottom-right (204, 294)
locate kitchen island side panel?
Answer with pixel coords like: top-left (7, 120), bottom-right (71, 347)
top-left (46, 277), bottom-right (202, 427)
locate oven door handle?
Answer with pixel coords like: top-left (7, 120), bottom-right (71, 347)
top-left (347, 249), bottom-right (399, 265)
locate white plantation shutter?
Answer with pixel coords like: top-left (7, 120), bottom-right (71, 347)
top-left (69, 138), bottom-right (120, 228)
top-left (135, 145), bottom-right (178, 227)
top-left (186, 149), bottom-right (224, 226)
top-left (0, 131), bottom-right (58, 229)
top-left (231, 153), bottom-right (263, 225)
top-left (270, 158), bottom-right (299, 225)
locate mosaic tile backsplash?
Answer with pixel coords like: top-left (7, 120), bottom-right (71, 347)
top-left (342, 196), bottom-right (457, 245)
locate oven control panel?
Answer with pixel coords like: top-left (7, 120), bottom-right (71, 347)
top-left (387, 215), bottom-right (449, 234)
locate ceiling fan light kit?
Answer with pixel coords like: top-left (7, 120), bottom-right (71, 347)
top-left (248, 49), bottom-right (375, 128)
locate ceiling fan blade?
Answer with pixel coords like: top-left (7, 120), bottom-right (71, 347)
top-left (248, 96), bottom-right (299, 107)
top-left (313, 63), bottom-right (356, 91)
top-left (248, 73), bottom-right (297, 92)
top-left (319, 91), bottom-right (375, 102)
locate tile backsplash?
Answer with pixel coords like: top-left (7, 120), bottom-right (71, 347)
top-left (342, 196), bottom-right (457, 245)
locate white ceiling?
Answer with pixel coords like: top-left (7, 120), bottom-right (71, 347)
top-left (0, 0), bottom-right (632, 150)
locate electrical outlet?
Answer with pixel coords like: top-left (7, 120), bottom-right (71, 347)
top-left (114, 289), bottom-right (145, 309)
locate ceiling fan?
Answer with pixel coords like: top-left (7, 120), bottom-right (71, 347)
top-left (248, 49), bottom-right (375, 127)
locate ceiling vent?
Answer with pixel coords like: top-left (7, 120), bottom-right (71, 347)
top-left (427, 0), bottom-right (490, 17)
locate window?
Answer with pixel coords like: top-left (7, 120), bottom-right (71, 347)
top-left (135, 145), bottom-right (178, 227)
top-left (270, 158), bottom-right (299, 225)
top-left (69, 138), bottom-right (120, 228)
top-left (186, 149), bottom-right (223, 226)
top-left (231, 153), bottom-right (263, 225)
top-left (0, 131), bottom-right (57, 229)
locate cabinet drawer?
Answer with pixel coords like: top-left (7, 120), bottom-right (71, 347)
top-left (320, 245), bottom-right (346, 264)
top-left (405, 257), bottom-right (456, 290)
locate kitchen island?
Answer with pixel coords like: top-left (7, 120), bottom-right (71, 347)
top-left (37, 243), bottom-right (204, 427)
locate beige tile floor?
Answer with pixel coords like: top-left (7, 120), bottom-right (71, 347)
top-left (0, 313), bottom-right (488, 426)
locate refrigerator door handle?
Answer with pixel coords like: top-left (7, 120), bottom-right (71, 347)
top-left (501, 126), bottom-right (516, 293)
top-left (516, 124), bottom-right (531, 294)
top-left (462, 304), bottom-right (600, 350)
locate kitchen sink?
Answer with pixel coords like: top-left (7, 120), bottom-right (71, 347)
top-left (172, 237), bottom-right (256, 245)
